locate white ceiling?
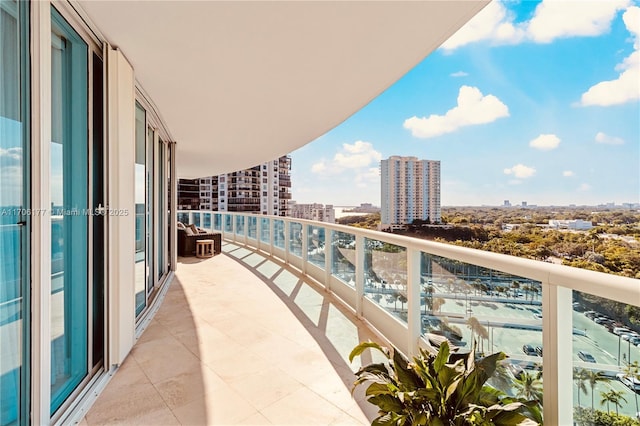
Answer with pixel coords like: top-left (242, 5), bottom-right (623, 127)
top-left (78, 1), bottom-right (489, 178)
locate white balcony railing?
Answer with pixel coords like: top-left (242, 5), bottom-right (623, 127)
top-left (178, 210), bottom-right (640, 425)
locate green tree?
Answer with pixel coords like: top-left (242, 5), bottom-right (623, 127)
top-left (600, 389), bottom-right (627, 416)
top-left (513, 371), bottom-right (543, 403)
top-left (573, 368), bottom-right (589, 408)
top-left (622, 361), bottom-right (640, 414)
top-left (585, 370), bottom-right (610, 410)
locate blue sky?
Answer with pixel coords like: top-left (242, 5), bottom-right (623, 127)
top-left (290, 0), bottom-right (640, 207)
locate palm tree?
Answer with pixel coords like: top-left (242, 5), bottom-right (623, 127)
top-left (573, 368), bottom-right (588, 408)
top-left (466, 316), bottom-right (489, 353)
top-left (513, 371), bottom-right (543, 403)
top-left (585, 370), bottom-right (610, 410)
top-left (432, 297), bottom-right (445, 314)
top-left (600, 389), bottom-right (627, 415)
top-left (423, 294), bottom-right (432, 314)
top-left (398, 293), bottom-right (407, 311)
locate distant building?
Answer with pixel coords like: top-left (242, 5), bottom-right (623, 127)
top-left (177, 178), bottom-right (200, 210)
top-left (344, 203), bottom-right (380, 213)
top-left (289, 202), bottom-right (335, 223)
top-left (522, 201), bottom-right (527, 207)
top-left (548, 219), bottom-right (593, 230)
top-left (380, 156), bottom-right (441, 228)
top-left (503, 200), bottom-right (511, 207)
top-left (178, 155), bottom-right (291, 216)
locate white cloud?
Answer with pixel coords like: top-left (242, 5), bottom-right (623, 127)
top-left (355, 167), bottom-right (380, 188)
top-left (563, 170), bottom-right (575, 177)
top-left (311, 141), bottom-right (381, 174)
top-left (508, 179), bottom-right (523, 185)
top-left (403, 86), bottom-right (509, 138)
top-left (441, 0), bottom-right (629, 51)
top-left (595, 131), bottom-right (625, 145)
top-left (527, 1), bottom-right (630, 43)
top-left (578, 183), bottom-right (592, 191)
top-left (311, 162), bottom-right (326, 173)
top-left (529, 134), bottom-right (561, 151)
top-left (441, 1), bottom-right (524, 51)
top-left (579, 6), bottom-right (640, 106)
top-left (504, 164), bottom-right (536, 179)
top-left (450, 71), bottom-right (469, 78)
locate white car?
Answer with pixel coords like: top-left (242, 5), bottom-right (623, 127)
top-left (617, 373), bottom-right (640, 392)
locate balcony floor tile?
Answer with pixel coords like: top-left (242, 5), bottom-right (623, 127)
top-left (84, 242), bottom-right (380, 425)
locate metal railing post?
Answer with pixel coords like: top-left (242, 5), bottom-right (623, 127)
top-left (325, 228), bottom-right (332, 292)
top-left (355, 235), bottom-right (365, 317)
top-left (407, 248), bottom-right (421, 357)
top-left (542, 281), bottom-right (573, 425)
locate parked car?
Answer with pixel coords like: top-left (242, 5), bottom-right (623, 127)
top-left (584, 311), bottom-right (598, 319)
top-left (578, 351), bottom-right (596, 363)
top-left (523, 344), bottom-right (538, 356)
top-left (630, 336), bottom-right (640, 345)
top-left (617, 373), bottom-right (640, 392)
top-left (594, 317), bottom-right (611, 325)
top-left (614, 327), bottom-right (633, 336)
top-left (622, 333), bottom-right (640, 341)
top-left (535, 346), bottom-right (543, 356)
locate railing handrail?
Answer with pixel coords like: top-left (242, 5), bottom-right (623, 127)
top-left (178, 210), bottom-right (640, 306)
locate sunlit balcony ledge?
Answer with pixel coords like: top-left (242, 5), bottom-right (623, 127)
top-left (83, 242), bottom-right (381, 425)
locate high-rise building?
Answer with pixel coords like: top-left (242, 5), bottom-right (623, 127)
top-left (179, 155), bottom-right (292, 216)
top-left (289, 202), bottom-right (335, 223)
top-left (380, 156), bottom-right (441, 228)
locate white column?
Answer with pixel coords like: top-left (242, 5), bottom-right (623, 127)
top-left (269, 217), bottom-right (274, 256)
top-left (31, 2), bottom-right (52, 422)
top-left (407, 248), bottom-right (421, 357)
top-left (355, 235), bottom-right (365, 316)
top-left (106, 47), bottom-right (136, 366)
top-left (542, 282), bottom-right (573, 425)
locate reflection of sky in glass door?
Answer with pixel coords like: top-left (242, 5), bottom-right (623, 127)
top-left (50, 7), bottom-right (88, 414)
top-left (0, 1), bottom-right (26, 424)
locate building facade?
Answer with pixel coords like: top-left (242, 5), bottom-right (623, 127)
top-left (289, 202), bottom-right (335, 223)
top-left (177, 156), bottom-right (292, 216)
top-left (380, 156), bottom-right (441, 228)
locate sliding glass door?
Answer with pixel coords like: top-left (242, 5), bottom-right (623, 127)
top-left (0, 1), bottom-right (29, 424)
top-left (50, 8), bottom-right (89, 414)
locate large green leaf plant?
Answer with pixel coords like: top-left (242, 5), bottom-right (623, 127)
top-left (349, 341), bottom-right (542, 426)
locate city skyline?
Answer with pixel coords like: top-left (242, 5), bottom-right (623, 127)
top-left (290, 0), bottom-right (640, 207)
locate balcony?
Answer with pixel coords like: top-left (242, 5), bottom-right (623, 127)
top-left (88, 211), bottom-right (639, 425)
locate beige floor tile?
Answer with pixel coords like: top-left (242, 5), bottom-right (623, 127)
top-left (259, 387), bottom-right (346, 425)
top-left (226, 367), bottom-right (304, 411)
top-left (85, 249), bottom-right (381, 425)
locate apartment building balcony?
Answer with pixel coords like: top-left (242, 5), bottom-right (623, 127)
top-left (79, 211), bottom-right (640, 424)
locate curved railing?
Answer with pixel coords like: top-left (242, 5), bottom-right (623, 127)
top-left (179, 210), bottom-right (640, 424)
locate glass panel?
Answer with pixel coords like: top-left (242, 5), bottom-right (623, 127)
top-left (0, 1), bottom-right (28, 423)
top-left (134, 103), bottom-right (145, 315)
top-left (213, 213), bottom-right (222, 231)
top-left (572, 291), bottom-right (640, 423)
top-left (50, 7), bottom-right (89, 413)
top-left (247, 216), bottom-right (257, 239)
top-left (273, 219), bottom-right (284, 249)
top-left (332, 231), bottom-right (356, 287)
top-left (192, 212), bottom-right (200, 227)
top-left (306, 225), bottom-right (325, 269)
top-left (177, 212), bottom-right (188, 225)
top-left (146, 127), bottom-right (154, 295)
top-left (364, 239), bottom-right (407, 323)
top-left (224, 214), bottom-right (232, 233)
top-left (203, 213), bottom-right (211, 230)
top-left (419, 253), bottom-right (543, 408)
top-left (235, 215), bottom-right (244, 235)
top-left (157, 140), bottom-right (164, 279)
top-left (289, 222), bottom-right (302, 257)
top-left (260, 218), bottom-right (270, 243)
